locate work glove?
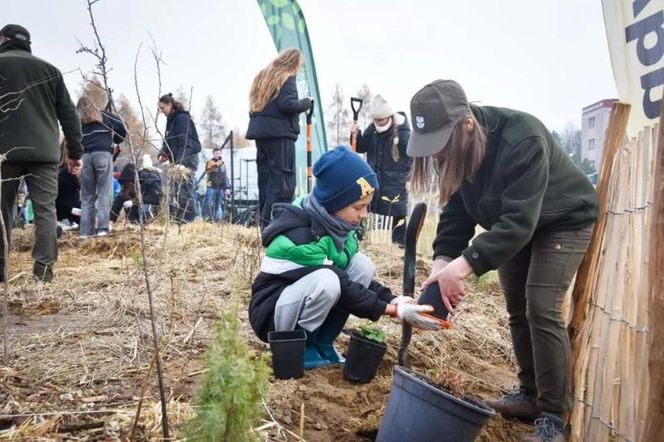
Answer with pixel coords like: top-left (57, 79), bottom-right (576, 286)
top-left (390, 295), bottom-right (414, 305)
top-left (394, 297), bottom-right (443, 331)
top-left (71, 208), bottom-right (81, 217)
top-left (123, 200), bottom-right (134, 209)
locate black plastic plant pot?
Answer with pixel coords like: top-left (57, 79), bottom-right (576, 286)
top-left (417, 281), bottom-right (450, 320)
top-left (267, 330), bottom-right (307, 380)
top-left (376, 365), bottom-right (495, 441)
top-left (343, 330), bottom-right (387, 383)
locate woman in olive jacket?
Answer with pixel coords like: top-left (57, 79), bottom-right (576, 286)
top-left (407, 80), bottom-right (598, 442)
top-left (246, 48), bottom-right (312, 230)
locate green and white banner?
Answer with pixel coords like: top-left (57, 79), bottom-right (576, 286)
top-left (256, 0), bottom-right (328, 192)
top-left (602, 0), bottom-right (664, 135)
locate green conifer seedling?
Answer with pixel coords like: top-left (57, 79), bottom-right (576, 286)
top-left (184, 304), bottom-right (271, 441)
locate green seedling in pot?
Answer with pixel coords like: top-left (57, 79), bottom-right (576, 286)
top-left (358, 323), bottom-right (386, 343)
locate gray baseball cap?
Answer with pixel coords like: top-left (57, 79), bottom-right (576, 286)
top-left (406, 79), bottom-right (469, 157)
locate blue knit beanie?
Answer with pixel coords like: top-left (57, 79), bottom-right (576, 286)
top-left (313, 146), bottom-right (379, 213)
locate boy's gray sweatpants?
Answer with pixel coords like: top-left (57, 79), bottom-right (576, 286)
top-left (274, 253), bottom-right (375, 333)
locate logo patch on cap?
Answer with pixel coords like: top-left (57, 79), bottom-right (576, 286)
top-left (415, 115), bottom-right (425, 129)
top-left (356, 177), bottom-right (374, 198)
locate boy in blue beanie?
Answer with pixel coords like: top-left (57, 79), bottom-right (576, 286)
top-left (249, 146), bottom-right (442, 370)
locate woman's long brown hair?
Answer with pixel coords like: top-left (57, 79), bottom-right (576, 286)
top-left (409, 112), bottom-right (487, 205)
top-left (76, 96), bottom-right (102, 124)
top-left (249, 48), bottom-right (303, 113)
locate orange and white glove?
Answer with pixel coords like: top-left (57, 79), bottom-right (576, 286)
top-left (391, 296), bottom-right (442, 331)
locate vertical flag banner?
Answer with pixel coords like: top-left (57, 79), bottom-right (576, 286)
top-left (602, 0), bottom-right (664, 135)
top-left (256, 0), bottom-right (328, 193)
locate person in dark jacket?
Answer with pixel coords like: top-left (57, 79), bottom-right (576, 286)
top-left (110, 162), bottom-right (161, 223)
top-left (56, 140), bottom-right (81, 226)
top-left (0, 24), bottom-right (83, 282)
top-left (249, 146), bottom-right (442, 370)
top-left (77, 96), bottom-right (126, 237)
top-left (351, 95), bottom-right (412, 246)
top-left (158, 93), bottom-right (201, 224)
top-left (246, 48), bottom-right (312, 230)
top-left (407, 80), bottom-right (599, 442)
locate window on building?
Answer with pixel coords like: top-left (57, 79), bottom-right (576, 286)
top-left (589, 117), bottom-right (595, 129)
top-left (589, 139), bottom-right (595, 151)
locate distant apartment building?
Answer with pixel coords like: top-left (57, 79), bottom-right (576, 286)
top-left (581, 99), bottom-right (618, 170)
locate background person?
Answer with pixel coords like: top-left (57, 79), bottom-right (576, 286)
top-left (56, 140), bottom-right (81, 227)
top-left (202, 147), bottom-right (230, 223)
top-left (158, 93), bottom-right (201, 224)
top-left (0, 24), bottom-right (83, 282)
top-left (351, 95), bottom-right (412, 247)
top-left (77, 96), bottom-right (126, 237)
top-left (246, 48), bottom-right (312, 230)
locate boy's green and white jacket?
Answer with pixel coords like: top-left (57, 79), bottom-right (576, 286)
top-left (249, 197), bottom-right (395, 342)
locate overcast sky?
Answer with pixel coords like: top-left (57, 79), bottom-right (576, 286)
top-left (4, 0), bottom-right (617, 135)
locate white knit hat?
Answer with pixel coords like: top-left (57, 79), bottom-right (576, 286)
top-left (371, 95), bottom-right (394, 119)
top-left (142, 154), bottom-right (154, 169)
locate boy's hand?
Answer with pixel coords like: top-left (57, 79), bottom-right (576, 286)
top-left (397, 303), bottom-right (443, 331)
top-left (390, 295), bottom-right (414, 305)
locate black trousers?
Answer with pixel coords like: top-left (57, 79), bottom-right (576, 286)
top-left (256, 138), bottom-right (296, 230)
top-left (391, 216), bottom-right (405, 246)
top-left (498, 226), bottom-right (593, 414)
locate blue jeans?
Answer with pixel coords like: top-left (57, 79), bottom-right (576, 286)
top-left (80, 151), bottom-right (113, 235)
top-left (202, 187), bottom-right (224, 222)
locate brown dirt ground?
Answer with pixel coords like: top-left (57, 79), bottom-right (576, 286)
top-left (1, 221), bottom-right (532, 441)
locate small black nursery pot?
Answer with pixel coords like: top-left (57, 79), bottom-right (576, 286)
top-left (268, 330), bottom-right (307, 380)
top-left (343, 330), bottom-right (387, 383)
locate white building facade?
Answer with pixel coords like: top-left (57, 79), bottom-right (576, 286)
top-left (580, 99), bottom-right (618, 170)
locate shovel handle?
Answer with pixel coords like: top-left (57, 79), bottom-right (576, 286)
top-left (306, 99), bottom-right (314, 124)
top-left (306, 100), bottom-right (314, 193)
top-left (350, 97), bottom-right (363, 152)
top-left (350, 97), bottom-right (363, 120)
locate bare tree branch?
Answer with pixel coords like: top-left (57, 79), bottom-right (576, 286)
top-left (76, 0), bottom-right (114, 110)
top-left (77, 2), bottom-right (170, 438)
top-left (131, 43), bottom-right (171, 440)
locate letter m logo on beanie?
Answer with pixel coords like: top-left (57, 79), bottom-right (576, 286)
top-left (356, 177), bottom-right (375, 198)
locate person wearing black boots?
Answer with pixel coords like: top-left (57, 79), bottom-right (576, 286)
top-left (246, 48), bottom-right (312, 230)
top-left (248, 146), bottom-right (442, 370)
top-left (351, 95), bottom-right (412, 247)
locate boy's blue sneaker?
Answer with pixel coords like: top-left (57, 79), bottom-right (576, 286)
top-left (304, 344), bottom-right (331, 370)
top-left (316, 344), bottom-right (345, 364)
